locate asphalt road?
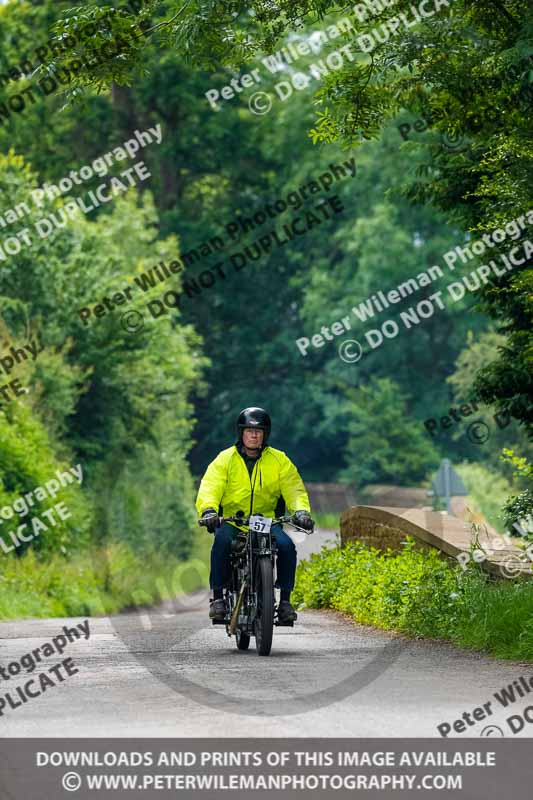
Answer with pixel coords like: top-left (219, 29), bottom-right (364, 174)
top-left (1, 527), bottom-right (531, 738)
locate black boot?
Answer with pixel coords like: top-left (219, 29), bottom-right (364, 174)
top-left (278, 600), bottom-right (297, 623)
top-left (209, 598), bottom-right (226, 620)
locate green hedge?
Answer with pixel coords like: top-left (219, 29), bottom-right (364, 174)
top-left (292, 538), bottom-right (533, 661)
top-left (0, 536), bottom-right (211, 620)
top-left (0, 404), bottom-right (93, 557)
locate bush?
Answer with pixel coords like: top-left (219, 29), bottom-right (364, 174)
top-left (340, 378), bottom-right (439, 487)
top-left (456, 461), bottom-right (514, 533)
top-left (0, 403), bottom-right (93, 557)
top-left (0, 535), bottom-right (211, 620)
top-left (502, 450), bottom-right (533, 538)
top-left (293, 537), bottom-right (533, 661)
top-left (101, 445), bottom-right (197, 559)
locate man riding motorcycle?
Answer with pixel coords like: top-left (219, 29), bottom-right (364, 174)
top-left (196, 407), bottom-right (314, 624)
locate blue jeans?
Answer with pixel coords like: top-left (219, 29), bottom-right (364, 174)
top-left (209, 522), bottom-right (297, 592)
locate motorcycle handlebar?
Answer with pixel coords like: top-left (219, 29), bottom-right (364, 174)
top-left (219, 513), bottom-right (314, 533)
top-left (198, 513), bottom-right (314, 534)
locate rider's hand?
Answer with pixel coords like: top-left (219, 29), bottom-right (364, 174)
top-left (199, 508), bottom-right (218, 533)
top-left (293, 510), bottom-right (314, 532)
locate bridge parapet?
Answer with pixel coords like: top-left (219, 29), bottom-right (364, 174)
top-left (340, 506), bottom-right (532, 578)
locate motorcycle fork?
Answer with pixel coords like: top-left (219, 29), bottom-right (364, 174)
top-left (229, 578), bottom-right (247, 635)
top-left (252, 531), bottom-right (277, 615)
top-left (228, 528), bottom-right (252, 636)
top-left (228, 529), bottom-right (278, 635)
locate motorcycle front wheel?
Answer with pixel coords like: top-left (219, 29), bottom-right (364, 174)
top-left (254, 557), bottom-right (274, 656)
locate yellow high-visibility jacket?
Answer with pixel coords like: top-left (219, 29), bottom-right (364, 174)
top-left (196, 445), bottom-right (310, 526)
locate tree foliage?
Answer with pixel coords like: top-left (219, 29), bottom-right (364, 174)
top-left (0, 148), bottom-right (206, 559)
top-left (0, 0), bottom-right (529, 556)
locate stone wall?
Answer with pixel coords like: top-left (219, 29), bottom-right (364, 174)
top-left (341, 507), bottom-right (438, 555)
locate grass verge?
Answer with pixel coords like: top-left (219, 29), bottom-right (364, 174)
top-left (0, 534), bottom-right (211, 620)
top-left (312, 512), bottom-right (341, 530)
top-left (292, 537), bottom-right (533, 661)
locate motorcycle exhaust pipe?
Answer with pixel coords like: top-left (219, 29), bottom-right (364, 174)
top-left (229, 579), bottom-right (247, 635)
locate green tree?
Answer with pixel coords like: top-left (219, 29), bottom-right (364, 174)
top-left (0, 402), bottom-right (93, 557)
top-left (446, 330), bottom-right (532, 475)
top-left (2, 0), bottom-right (528, 496)
top-left (455, 462), bottom-right (514, 534)
top-left (0, 150), bottom-right (206, 556)
top-left (340, 377), bottom-right (439, 486)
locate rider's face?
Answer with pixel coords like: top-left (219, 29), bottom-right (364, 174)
top-left (242, 427), bottom-right (264, 449)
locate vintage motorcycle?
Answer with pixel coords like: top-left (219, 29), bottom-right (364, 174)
top-left (202, 511), bottom-right (313, 656)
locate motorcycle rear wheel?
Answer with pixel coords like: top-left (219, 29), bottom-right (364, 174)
top-left (236, 629), bottom-right (250, 650)
top-left (254, 557), bottom-right (274, 656)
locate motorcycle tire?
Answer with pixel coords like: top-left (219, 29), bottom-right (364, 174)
top-left (236, 629), bottom-right (250, 650)
top-left (254, 557), bottom-right (274, 656)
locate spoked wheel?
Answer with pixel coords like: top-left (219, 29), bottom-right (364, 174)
top-left (236, 629), bottom-right (250, 650)
top-left (254, 557), bottom-right (274, 656)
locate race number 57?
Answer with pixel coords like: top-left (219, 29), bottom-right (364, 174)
top-left (249, 516), bottom-right (272, 533)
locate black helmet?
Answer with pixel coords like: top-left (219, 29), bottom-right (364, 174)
top-left (237, 407), bottom-right (271, 445)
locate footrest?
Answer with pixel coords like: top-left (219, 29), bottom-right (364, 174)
top-left (275, 619), bottom-right (294, 627)
top-left (211, 618), bottom-right (227, 625)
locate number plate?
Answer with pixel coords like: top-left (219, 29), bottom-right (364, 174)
top-left (249, 515), bottom-right (272, 533)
